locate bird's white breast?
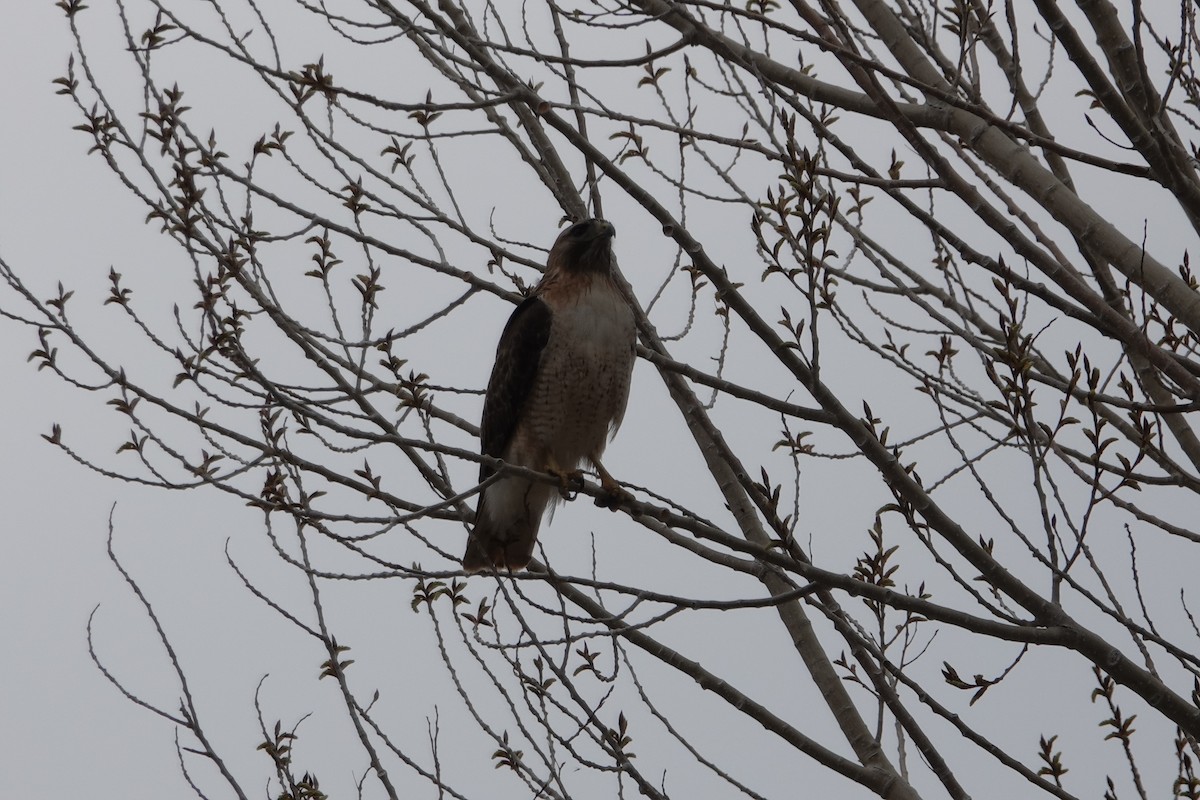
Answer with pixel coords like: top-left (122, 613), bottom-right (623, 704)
top-left (515, 275), bottom-right (636, 470)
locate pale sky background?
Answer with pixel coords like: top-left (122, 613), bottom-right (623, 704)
top-left (1, 7), bottom-right (233, 796)
top-left (2, 2), bottom-right (1197, 799)
top-left (0, 6), bottom-right (754, 797)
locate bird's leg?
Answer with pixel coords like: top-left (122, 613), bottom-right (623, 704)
top-left (545, 455), bottom-right (584, 500)
top-left (589, 456), bottom-right (628, 510)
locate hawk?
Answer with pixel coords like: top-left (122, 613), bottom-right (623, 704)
top-left (462, 219), bottom-right (636, 573)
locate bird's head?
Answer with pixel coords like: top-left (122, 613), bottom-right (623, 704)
top-left (546, 218), bottom-right (616, 275)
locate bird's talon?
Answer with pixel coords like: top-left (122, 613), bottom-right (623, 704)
top-left (549, 468), bottom-right (585, 500)
top-left (594, 484), bottom-right (630, 510)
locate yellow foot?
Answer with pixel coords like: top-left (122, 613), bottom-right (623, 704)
top-left (594, 471), bottom-right (629, 510)
top-left (548, 468), bottom-right (585, 500)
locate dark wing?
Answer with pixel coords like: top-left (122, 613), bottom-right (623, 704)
top-left (479, 295), bottom-right (552, 481)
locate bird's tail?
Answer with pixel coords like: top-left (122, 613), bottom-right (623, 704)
top-left (462, 478), bottom-right (550, 573)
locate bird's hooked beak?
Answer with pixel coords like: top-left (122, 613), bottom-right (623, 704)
top-left (547, 218), bottom-right (618, 274)
top-left (592, 220), bottom-right (616, 241)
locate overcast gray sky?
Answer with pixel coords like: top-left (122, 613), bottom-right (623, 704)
top-left (0, 6), bottom-right (881, 793)
top-left (2, 15), bottom-right (168, 800)
top-left (4, 3), bottom-right (1199, 799)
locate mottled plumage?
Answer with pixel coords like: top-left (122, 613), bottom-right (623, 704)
top-left (463, 219), bottom-right (636, 573)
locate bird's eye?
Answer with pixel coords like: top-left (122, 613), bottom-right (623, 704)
top-left (568, 222), bottom-right (590, 238)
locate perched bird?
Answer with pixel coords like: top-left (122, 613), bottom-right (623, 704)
top-left (463, 219), bottom-right (636, 573)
